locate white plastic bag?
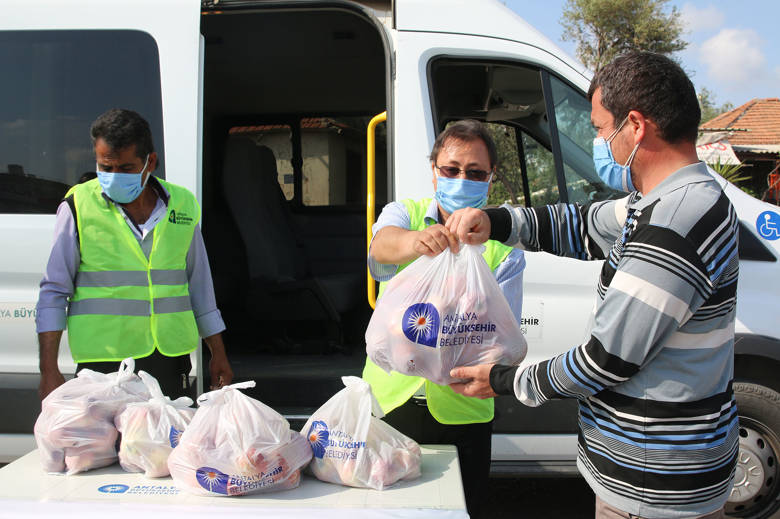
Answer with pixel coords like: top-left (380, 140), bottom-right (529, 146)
top-left (366, 244), bottom-right (527, 385)
top-left (115, 371), bottom-right (195, 477)
top-left (33, 358), bottom-right (150, 474)
top-left (167, 381), bottom-right (312, 496)
top-left (302, 376), bottom-right (421, 490)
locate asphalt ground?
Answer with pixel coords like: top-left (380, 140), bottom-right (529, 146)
top-left (482, 476), bottom-right (595, 518)
top-left (482, 477), bottom-right (780, 519)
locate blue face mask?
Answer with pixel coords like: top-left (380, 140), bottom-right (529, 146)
top-left (592, 117), bottom-right (638, 192)
top-left (434, 175), bottom-right (491, 214)
top-left (96, 155), bottom-right (150, 203)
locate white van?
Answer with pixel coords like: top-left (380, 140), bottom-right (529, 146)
top-left (2, 0), bottom-right (779, 516)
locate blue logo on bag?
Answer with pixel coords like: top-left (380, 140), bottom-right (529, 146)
top-left (307, 420), bottom-right (329, 459)
top-left (402, 303), bottom-right (440, 347)
top-left (169, 426), bottom-right (183, 447)
top-left (98, 484), bottom-right (129, 494)
top-left (196, 466), bottom-right (229, 494)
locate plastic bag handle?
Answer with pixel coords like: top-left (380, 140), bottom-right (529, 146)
top-left (138, 370), bottom-right (194, 408)
top-left (138, 370), bottom-right (165, 400)
top-left (440, 243), bottom-right (486, 258)
top-left (342, 376), bottom-right (384, 419)
top-left (196, 380), bottom-right (256, 405)
top-left (113, 357), bottom-right (136, 384)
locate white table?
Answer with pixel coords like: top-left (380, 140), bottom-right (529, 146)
top-left (0, 445), bottom-right (468, 518)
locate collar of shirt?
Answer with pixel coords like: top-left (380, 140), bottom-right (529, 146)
top-left (628, 161), bottom-right (715, 211)
top-left (101, 175), bottom-right (171, 240)
top-left (423, 198), bottom-right (441, 226)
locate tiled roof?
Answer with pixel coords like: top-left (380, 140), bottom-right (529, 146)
top-left (229, 117), bottom-right (342, 134)
top-left (700, 98), bottom-right (780, 146)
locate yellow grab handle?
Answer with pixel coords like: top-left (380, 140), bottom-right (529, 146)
top-left (366, 111), bottom-right (386, 309)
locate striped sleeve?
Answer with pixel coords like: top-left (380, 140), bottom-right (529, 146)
top-left (501, 198), bottom-right (628, 261)
top-left (513, 223), bottom-right (714, 406)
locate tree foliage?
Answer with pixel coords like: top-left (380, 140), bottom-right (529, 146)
top-left (698, 87), bottom-right (734, 125)
top-left (487, 124), bottom-right (523, 205)
top-left (561, 0), bottom-right (687, 71)
top-left (486, 124), bottom-right (558, 207)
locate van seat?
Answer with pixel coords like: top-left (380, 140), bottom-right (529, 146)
top-left (221, 137), bottom-right (362, 342)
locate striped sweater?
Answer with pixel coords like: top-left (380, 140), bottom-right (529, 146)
top-left (489, 162), bottom-right (739, 518)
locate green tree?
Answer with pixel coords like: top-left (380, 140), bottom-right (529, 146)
top-left (487, 124), bottom-right (523, 205)
top-left (561, 0), bottom-right (687, 71)
top-left (698, 87), bottom-right (734, 124)
top-left (486, 124), bottom-right (559, 207)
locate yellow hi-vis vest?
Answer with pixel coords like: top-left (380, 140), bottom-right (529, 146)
top-left (65, 177), bottom-right (200, 363)
top-left (362, 198), bottom-right (513, 424)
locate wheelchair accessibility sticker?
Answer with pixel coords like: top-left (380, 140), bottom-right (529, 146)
top-left (756, 211), bottom-right (780, 241)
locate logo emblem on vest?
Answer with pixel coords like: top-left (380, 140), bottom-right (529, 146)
top-left (402, 303), bottom-right (440, 347)
top-left (168, 209), bottom-right (193, 225)
top-left (307, 420), bottom-right (329, 459)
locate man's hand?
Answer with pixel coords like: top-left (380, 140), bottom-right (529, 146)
top-left (449, 364), bottom-right (497, 399)
top-left (38, 368), bottom-right (65, 401)
top-left (204, 333), bottom-right (234, 389)
top-left (445, 208), bottom-right (491, 245)
top-left (411, 224), bottom-right (459, 257)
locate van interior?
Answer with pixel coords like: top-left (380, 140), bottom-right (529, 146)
top-left (199, 5), bottom-right (388, 421)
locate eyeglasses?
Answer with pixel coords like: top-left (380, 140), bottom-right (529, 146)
top-left (435, 165), bottom-right (492, 182)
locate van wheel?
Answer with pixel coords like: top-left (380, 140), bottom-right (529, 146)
top-left (726, 382), bottom-right (780, 518)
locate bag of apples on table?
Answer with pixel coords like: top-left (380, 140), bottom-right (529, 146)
top-left (115, 370), bottom-right (195, 477)
top-left (34, 357), bottom-right (150, 475)
top-left (302, 376), bottom-right (421, 490)
top-left (167, 381), bottom-right (312, 496)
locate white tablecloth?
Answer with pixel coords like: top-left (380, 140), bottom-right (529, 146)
top-left (0, 445), bottom-right (468, 518)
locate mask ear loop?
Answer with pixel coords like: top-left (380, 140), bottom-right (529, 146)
top-left (607, 116), bottom-right (629, 143)
top-left (624, 142), bottom-right (640, 169)
top-left (139, 154), bottom-right (151, 190)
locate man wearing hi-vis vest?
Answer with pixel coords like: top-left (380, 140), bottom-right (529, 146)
top-left (363, 120), bottom-right (525, 518)
top-left (37, 108), bottom-right (233, 401)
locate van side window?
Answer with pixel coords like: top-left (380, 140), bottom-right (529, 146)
top-left (0, 30), bottom-right (164, 214)
top-left (482, 123), bottom-right (559, 207)
top-left (547, 75), bottom-right (612, 204)
top-left (429, 58), bottom-right (619, 208)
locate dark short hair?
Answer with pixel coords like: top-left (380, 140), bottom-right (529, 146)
top-left (587, 51), bottom-right (700, 144)
top-left (90, 108), bottom-right (155, 158)
top-left (429, 119), bottom-right (498, 167)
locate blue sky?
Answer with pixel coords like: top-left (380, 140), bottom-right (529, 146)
top-left (506, 1), bottom-right (780, 109)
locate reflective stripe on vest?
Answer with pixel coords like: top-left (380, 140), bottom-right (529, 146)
top-left (66, 177), bottom-right (200, 363)
top-left (68, 295), bottom-right (192, 316)
top-left (362, 198), bottom-right (513, 424)
top-left (74, 269), bottom-right (188, 287)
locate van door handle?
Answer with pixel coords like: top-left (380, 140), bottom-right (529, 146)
top-left (366, 111), bottom-right (386, 310)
